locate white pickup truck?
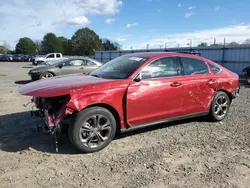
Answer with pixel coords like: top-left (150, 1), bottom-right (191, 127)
top-left (33, 53), bottom-right (63, 65)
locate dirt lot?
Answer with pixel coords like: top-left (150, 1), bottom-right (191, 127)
top-left (0, 62), bottom-right (250, 188)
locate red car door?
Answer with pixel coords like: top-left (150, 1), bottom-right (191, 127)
top-left (126, 56), bottom-right (185, 127)
top-left (179, 56), bottom-right (217, 114)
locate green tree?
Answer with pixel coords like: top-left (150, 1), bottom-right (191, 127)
top-left (35, 40), bottom-right (42, 54)
top-left (15, 37), bottom-right (36, 54)
top-left (244, 39), bottom-right (250, 44)
top-left (41, 33), bottom-right (63, 54)
top-left (58, 37), bottom-right (72, 55)
top-left (71, 27), bottom-right (103, 56)
top-left (102, 38), bottom-right (118, 51)
top-left (197, 42), bottom-right (208, 47)
top-left (228, 42), bottom-right (239, 45)
top-left (0, 46), bottom-right (7, 54)
top-left (114, 42), bottom-right (122, 50)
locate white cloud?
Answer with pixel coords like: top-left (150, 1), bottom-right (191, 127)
top-left (0, 0), bottom-right (123, 48)
top-left (105, 18), bottom-right (115, 24)
top-left (117, 38), bottom-right (126, 41)
top-left (67, 16), bottom-right (89, 25)
top-left (128, 25), bottom-right (250, 49)
top-left (188, 6), bottom-right (196, 10)
top-left (185, 12), bottom-right (194, 18)
top-left (125, 23), bottom-right (138, 28)
top-left (214, 6), bottom-right (220, 11)
top-left (178, 4), bottom-right (182, 8)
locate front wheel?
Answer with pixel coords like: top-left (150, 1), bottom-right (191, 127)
top-left (68, 107), bottom-right (117, 153)
top-left (209, 91), bottom-right (230, 121)
top-left (39, 72), bottom-right (54, 79)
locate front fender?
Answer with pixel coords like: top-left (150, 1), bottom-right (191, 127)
top-left (66, 88), bottom-right (127, 128)
top-left (67, 92), bottom-right (107, 111)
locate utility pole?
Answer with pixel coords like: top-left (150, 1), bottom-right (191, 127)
top-left (214, 38), bottom-right (216, 45)
top-left (147, 44), bottom-right (149, 51)
top-left (165, 43), bottom-right (167, 50)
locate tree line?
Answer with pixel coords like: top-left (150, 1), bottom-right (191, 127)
top-left (0, 27), bottom-right (121, 55)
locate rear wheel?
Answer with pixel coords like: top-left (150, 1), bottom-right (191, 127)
top-left (209, 91), bottom-right (230, 121)
top-left (247, 78), bottom-right (250, 85)
top-left (39, 72), bottom-right (54, 79)
top-left (68, 107), bottom-right (117, 153)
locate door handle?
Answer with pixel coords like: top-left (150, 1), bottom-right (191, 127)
top-left (170, 82), bottom-right (182, 87)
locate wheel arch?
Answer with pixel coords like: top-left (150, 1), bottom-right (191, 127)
top-left (216, 89), bottom-right (234, 102)
top-left (83, 103), bottom-right (121, 135)
top-left (41, 71), bottom-right (56, 76)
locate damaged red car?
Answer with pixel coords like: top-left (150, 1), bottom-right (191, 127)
top-left (19, 52), bottom-right (240, 153)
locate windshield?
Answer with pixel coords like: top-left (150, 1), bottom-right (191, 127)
top-left (90, 56), bottom-right (148, 79)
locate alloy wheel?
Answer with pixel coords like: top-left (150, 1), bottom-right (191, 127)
top-left (41, 73), bottom-right (53, 79)
top-left (214, 95), bottom-right (229, 119)
top-left (79, 115), bottom-right (112, 148)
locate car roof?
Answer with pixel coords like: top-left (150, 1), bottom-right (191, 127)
top-left (123, 52), bottom-right (209, 62)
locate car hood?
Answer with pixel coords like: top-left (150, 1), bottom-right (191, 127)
top-left (18, 74), bottom-right (113, 97)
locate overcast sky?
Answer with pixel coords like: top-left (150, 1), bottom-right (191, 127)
top-left (0, 0), bottom-right (250, 49)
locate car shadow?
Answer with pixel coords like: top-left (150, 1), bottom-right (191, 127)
top-left (15, 80), bottom-right (32, 85)
top-left (117, 116), bottom-right (206, 139)
top-left (0, 111), bottom-right (207, 155)
top-left (22, 66), bottom-right (33, 68)
top-left (0, 111), bottom-right (79, 154)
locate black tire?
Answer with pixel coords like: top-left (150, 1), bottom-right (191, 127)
top-left (209, 91), bottom-right (230, 122)
top-left (39, 72), bottom-right (54, 79)
top-left (247, 78), bottom-right (250, 85)
top-left (68, 107), bottom-right (117, 153)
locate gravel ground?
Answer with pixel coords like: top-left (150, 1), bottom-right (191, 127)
top-left (0, 62), bottom-right (250, 188)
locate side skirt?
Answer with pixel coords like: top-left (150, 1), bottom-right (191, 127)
top-left (120, 112), bottom-right (208, 133)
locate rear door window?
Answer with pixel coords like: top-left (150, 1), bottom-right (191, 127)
top-left (85, 60), bottom-right (96, 66)
top-left (180, 57), bottom-right (209, 75)
top-left (70, 60), bottom-right (84, 66)
top-left (208, 63), bottom-right (221, 74)
top-left (56, 54), bottom-right (61, 58)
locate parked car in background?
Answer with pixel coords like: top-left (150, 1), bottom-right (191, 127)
top-left (22, 55), bottom-right (34, 62)
top-left (242, 66), bottom-right (250, 84)
top-left (0, 54), bottom-right (13, 61)
top-left (33, 53), bottom-right (63, 65)
top-left (19, 52), bottom-right (240, 153)
top-left (12, 54), bottom-right (24, 61)
top-left (28, 57), bottom-right (102, 80)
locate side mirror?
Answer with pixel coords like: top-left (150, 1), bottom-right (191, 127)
top-left (58, 64), bottom-right (63, 69)
top-left (134, 73), bottom-right (142, 82)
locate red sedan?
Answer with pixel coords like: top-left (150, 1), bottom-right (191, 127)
top-left (19, 52), bottom-right (240, 153)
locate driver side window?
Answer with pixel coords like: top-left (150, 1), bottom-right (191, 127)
top-left (47, 54), bottom-right (54, 58)
top-left (140, 57), bottom-right (181, 79)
